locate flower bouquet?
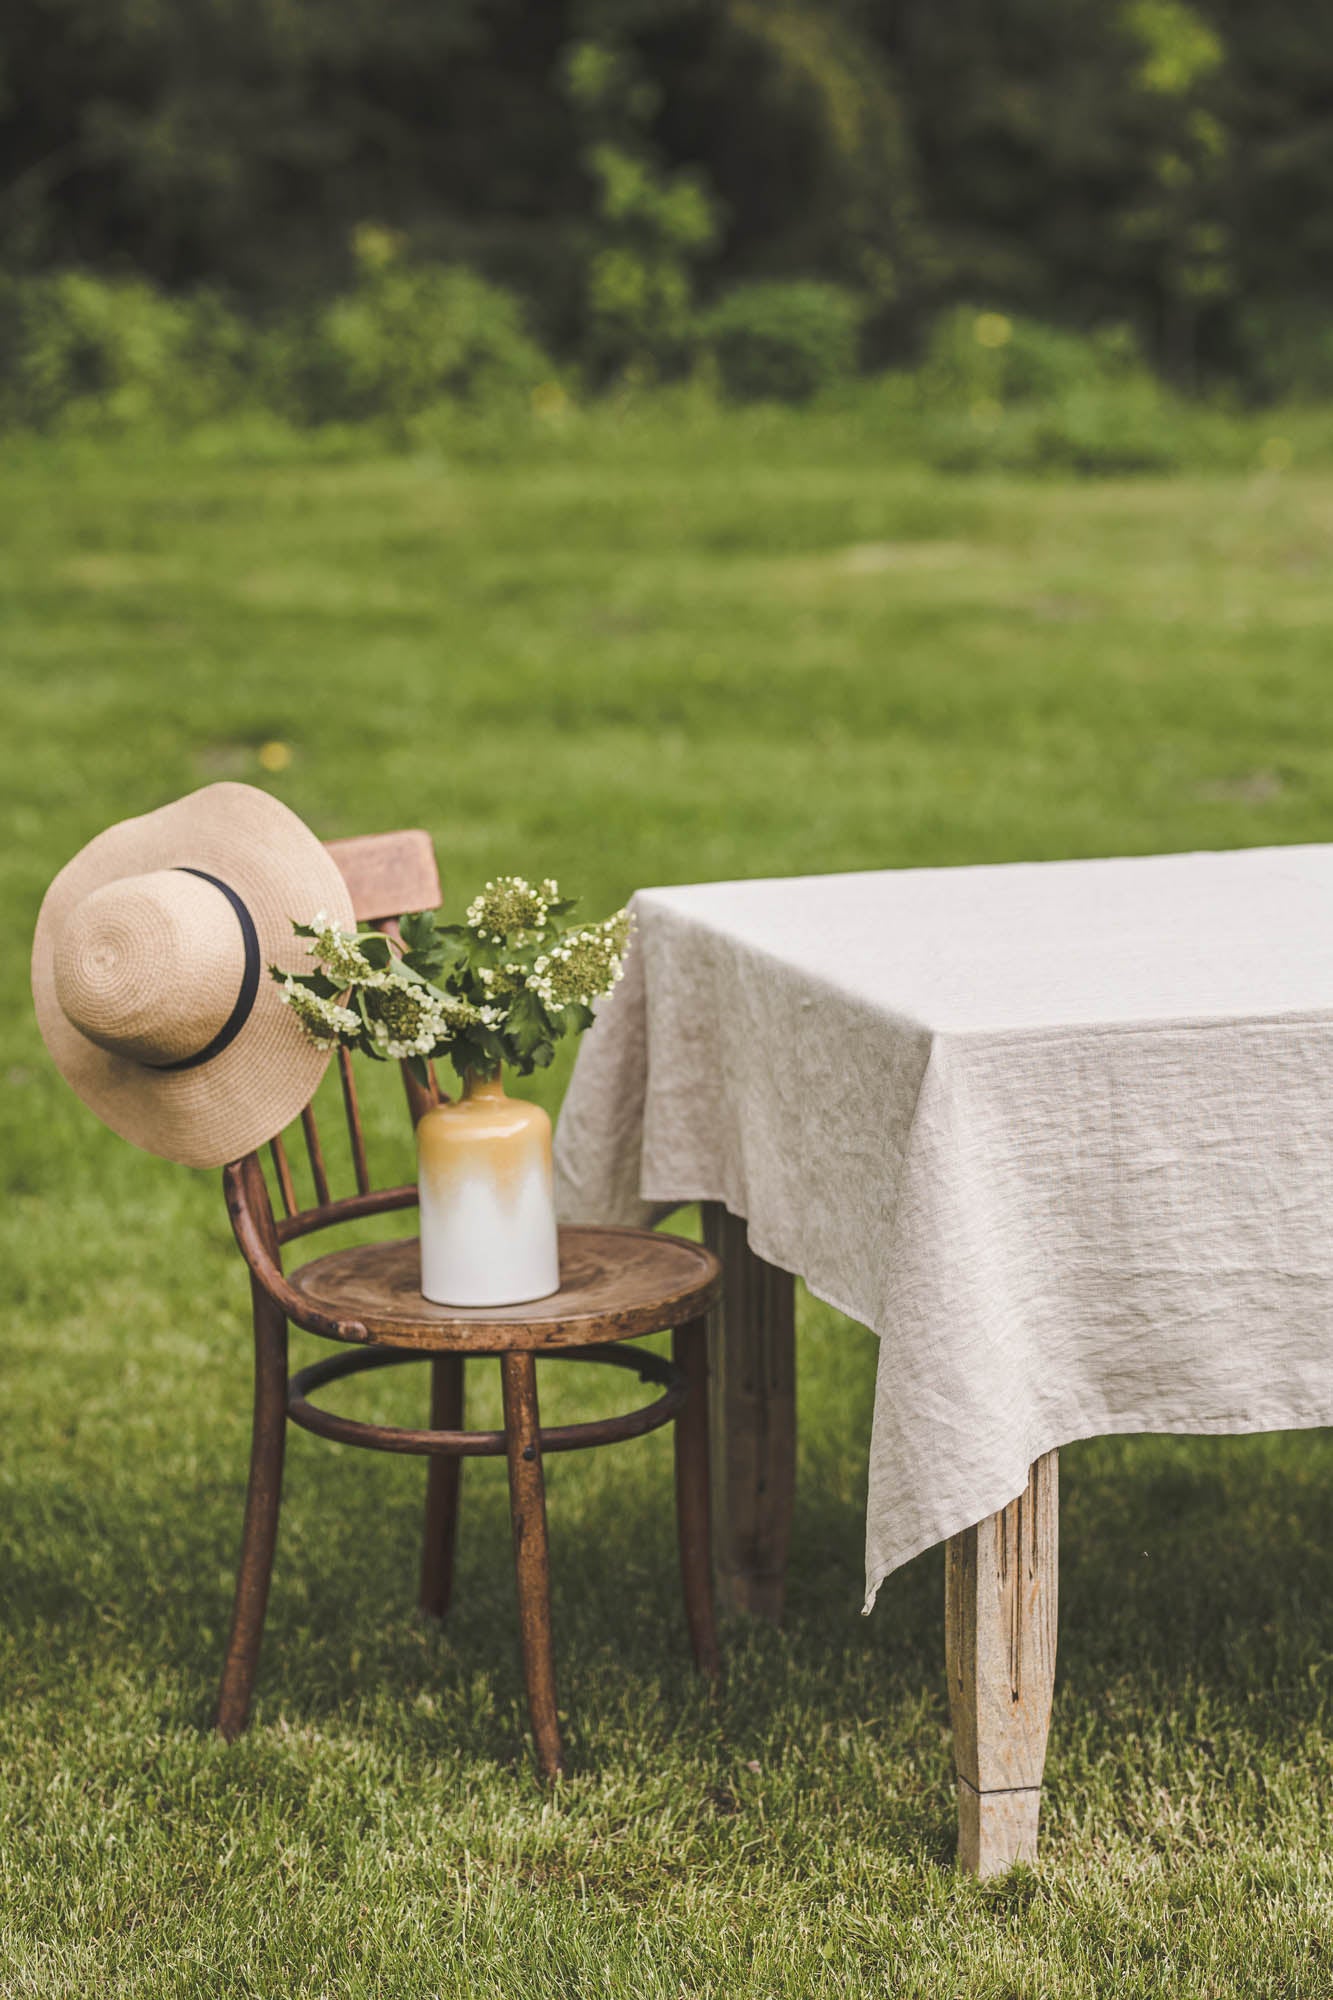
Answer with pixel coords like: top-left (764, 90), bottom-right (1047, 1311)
top-left (277, 877), bottom-right (632, 1307)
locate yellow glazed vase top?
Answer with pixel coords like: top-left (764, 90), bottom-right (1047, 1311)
top-left (416, 1072), bottom-right (561, 1307)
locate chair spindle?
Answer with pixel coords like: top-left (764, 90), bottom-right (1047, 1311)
top-left (339, 1046), bottom-right (371, 1195)
top-left (300, 1104), bottom-right (331, 1207)
top-left (269, 1135), bottom-right (297, 1218)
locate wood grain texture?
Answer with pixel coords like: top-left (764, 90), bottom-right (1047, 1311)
top-left (419, 1354), bottom-right (464, 1617)
top-left (224, 1153), bottom-right (368, 1343)
top-left (274, 1183), bottom-right (418, 1246)
top-left (672, 1317), bottom-right (720, 1679)
top-left (945, 1450), bottom-right (1059, 1877)
top-left (400, 1060), bottom-right (440, 1128)
top-left (215, 1172), bottom-right (288, 1743)
top-left (337, 1046), bottom-right (370, 1196)
top-left (956, 1782), bottom-right (1042, 1878)
top-left (288, 1340), bottom-right (685, 1458)
top-left (299, 1104), bottom-right (331, 1207)
top-left (268, 1134), bottom-right (296, 1218)
top-left (324, 829), bottom-right (441, 924)
top-left (501, 1352), bottom-right (563, 1779)
top-left (287, 1225), bottom-right (720, 1352)
top-left (702, 1204), bottom-right (796, 1622)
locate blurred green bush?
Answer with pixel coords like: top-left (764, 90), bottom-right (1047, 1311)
top-left (0, 271), bottom-right (249, 430)
top-left (701, 282), bottom-right (863, 403)
top-left (923, 383), bottom-right (1182, 475)
top-left (918, 307), bottom-right (1146, 406)
top-left (910, 307), bottom-right (1181, 473)
top-left (0, 252), bottom-right (1326, 487)
top-left (0, 249), bottom-right (554, 434)
top-left (267, 233), bottom-right (551, 425)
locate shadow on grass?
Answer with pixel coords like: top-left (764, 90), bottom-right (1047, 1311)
top-left (6, 1428), bottom-right (1333, 1805)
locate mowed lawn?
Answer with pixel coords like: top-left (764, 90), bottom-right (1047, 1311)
top-left (4, 414), bottom-right (1333, 1996)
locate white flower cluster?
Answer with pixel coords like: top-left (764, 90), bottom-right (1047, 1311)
top-left (366, 982), bottom-right (482, 1061)
top-left (464, 876), bottom-right (559, 943)
top-left (279, 977), bottom-right (360, 1051)
top-left (527, 910), bottom-right (631, 1010)
top-left (476, 961), bottom-right (528, 997)
top-left (306, 912), bottom-right (394, 989)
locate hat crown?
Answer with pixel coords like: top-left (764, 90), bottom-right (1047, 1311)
top-left (33, 780), bottom-right (357, 1168)
top-left (51, 869), bottom-right (241, 1067)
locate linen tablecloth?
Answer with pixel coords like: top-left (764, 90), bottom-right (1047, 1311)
top-left (553, 847), bottom-right (1333, 1610)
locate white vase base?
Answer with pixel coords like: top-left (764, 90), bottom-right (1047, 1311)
top-left (418, 1162), bottom-right (560, 1309)
top-left (419, 1277), bottom-right (562, 1309)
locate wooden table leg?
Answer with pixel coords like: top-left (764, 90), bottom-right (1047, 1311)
top-left (945, 1450), bottom-right (1059, 1877)
top-left (702, 1203), bottom-right (796, 1623)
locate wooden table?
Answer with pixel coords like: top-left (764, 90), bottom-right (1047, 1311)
top-left (702, 1204), bottom-right (1056, 1879)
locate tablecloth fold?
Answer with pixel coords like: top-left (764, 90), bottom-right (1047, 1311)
top-left (555, 849), bottom-right (1333, 1607)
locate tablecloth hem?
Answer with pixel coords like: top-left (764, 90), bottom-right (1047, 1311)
top-left (862, 1402), bottom-right (1333, 1614)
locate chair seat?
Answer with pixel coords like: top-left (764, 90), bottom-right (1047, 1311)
top-left (287, 1222), bottom-right (720, 1352)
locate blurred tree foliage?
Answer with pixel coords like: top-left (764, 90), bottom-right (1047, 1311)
top-left (0, 0), bottom-right (1327, 383)
top-left (562, 33), bottom-right (718, 378)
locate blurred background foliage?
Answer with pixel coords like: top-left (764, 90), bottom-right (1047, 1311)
top-left (0, 0), bottom-right (1331, 428)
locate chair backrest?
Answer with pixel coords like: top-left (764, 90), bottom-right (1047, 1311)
top-left (226, 828), bottom-right (442, 1270)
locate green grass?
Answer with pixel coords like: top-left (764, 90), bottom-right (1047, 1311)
top-left (4, 408), bottom-right (1333, 1995)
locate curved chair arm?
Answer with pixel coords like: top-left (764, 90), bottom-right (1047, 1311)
top-left (223, 1159), bottom-right (370, 1344)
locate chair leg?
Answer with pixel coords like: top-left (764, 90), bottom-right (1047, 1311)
top-left (419, 1354), bottom-right (464, 1618)
top-left (672, 1317), bottom-right (720, 1679)
top-left (499, 1352), bottom-right (563, 1779)
top-left (216, 1284), bottom-right (288, 1741)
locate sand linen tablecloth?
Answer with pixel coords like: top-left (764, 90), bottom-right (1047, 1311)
top-left (553, 846), bottom-right (1333, 1611)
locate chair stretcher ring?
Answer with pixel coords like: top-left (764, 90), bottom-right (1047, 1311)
top-left (287, 1341), bottom-right (686, 1458)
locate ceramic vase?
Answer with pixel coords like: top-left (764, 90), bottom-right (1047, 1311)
top-left (416, 1071), bottom-right (560, 1307)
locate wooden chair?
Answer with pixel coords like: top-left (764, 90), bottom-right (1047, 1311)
top-left (215, 829), bottom-right (721, 1775)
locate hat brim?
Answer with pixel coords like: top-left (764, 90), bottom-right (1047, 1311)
top-left (32, 783), bottom-right (357, 1170)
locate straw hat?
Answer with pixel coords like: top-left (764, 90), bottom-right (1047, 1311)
top-left (32, 783), bottom-right (356, 1169)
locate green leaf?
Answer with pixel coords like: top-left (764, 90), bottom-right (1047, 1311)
top-left (399, 909), bottom-right (438, 953)
top-left (358, 931), bottom-right (393, 969)
top-left (405, 1053), bottom-right (431, 1088)
top-left (401, 948), bottom-right (443, 979)
top-left (271, 966), bottom-right (343, 999)
top-left (349, 988), bottom-right (386, 1057)
top-left (404, 930), bottom-right (467, 982)
top-left (504, 986), bottom-right (548, 1059)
